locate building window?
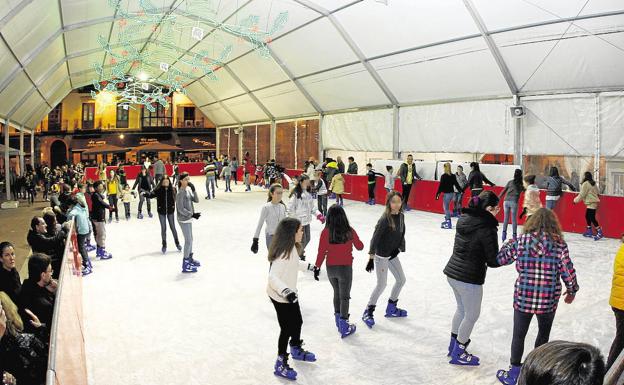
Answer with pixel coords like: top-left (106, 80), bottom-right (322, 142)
top-left (82, 103), bottom-right (95, 130)
top-left (141, 104), bottom-right (172, 129)
top-left (116, 104), bottom-right (129, 128)
top-left (48, 103), bottom-right (62, 131)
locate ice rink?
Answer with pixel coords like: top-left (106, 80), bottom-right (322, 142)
top-left (83, 177), bottom-right (621, 385)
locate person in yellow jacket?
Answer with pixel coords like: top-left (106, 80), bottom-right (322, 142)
top-left (607, 235), bottom-right (624, 370)
top-left (329, 173), bottom-right (345, 207)
top-left (106, 170), bottom-right (121, 223)
top-left (573, 172), bottom-right (602, 240)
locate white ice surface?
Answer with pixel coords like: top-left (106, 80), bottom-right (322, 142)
top-left (83, 176), bottom-right (621, 385)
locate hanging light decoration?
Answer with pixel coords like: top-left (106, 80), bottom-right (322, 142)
top-left (92, 0), bottom-right (288, 112)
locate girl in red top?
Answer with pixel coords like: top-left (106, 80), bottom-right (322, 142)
top-left (314, 204), bottom-right (364, 338)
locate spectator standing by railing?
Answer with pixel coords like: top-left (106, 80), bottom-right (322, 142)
top-left (398, 154), bottom-right (423, 211)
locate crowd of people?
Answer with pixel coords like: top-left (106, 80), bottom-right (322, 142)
top-left (0, 152), bottom-right (621, 385)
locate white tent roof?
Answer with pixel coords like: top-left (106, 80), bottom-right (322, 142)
top-left (0, 0), bottom-right (623, 128)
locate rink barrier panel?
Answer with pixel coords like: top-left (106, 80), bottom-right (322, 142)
top-left (283, 170), bottom-right (624, 239)
top-left (46, 220), bottom-right (88, 385)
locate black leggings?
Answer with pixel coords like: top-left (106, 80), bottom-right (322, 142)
top-left (402, 183), bottom-right (412, 207)
top-left (108, 195), bottom-right (119, 220)
top-left (585, 208), bottom-right (600, 227)
top-left (77, 233), bottom-right (89, 268)
top-left (368, 183), bottom-right (375, 200)
top-left (271, 298), bottom-right (302, 356)
top-left (608, 307), bottom-right (624, 370)
top-left (510, 310), bottom-right (556, 365)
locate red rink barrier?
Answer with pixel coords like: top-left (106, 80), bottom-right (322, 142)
top-left (284, 170), bottom-right (624, 239)
top-left (85, 162), bottom-right (208, 181)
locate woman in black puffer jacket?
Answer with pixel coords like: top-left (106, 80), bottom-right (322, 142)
top-left (443, 190), bottom-right (500, 367)
top-left (144, 175), bottom-right (181, 253)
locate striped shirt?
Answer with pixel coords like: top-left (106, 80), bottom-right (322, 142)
top-left (496, 232), bottom-right (579, 314)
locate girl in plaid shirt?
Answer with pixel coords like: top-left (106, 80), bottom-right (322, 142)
top-left (495, 208), bottom-right (579, 385)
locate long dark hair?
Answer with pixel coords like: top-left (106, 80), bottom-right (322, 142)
top-left (290, 174), bottom-right (311, 199)
top-left (268, 218), bottom-right (302, 262)
top-left (267, 183), bottom-right (285, 206)
top-left (519, 341), bottom-right (605, 385)
top-left (470, 162), bottom-right (480, 172)
top-left (384, 191), bottom-right (403, 231)
top-left (513, 168), bottom-right (524, 192)
top-left (582, 171), bottom-right (595, 186)
top-left (549, 166), bottom-right (560, 178)
top-left (0, 241), bottom-right (14, 255)
top-left (326, 204), bottom-right (353, 244)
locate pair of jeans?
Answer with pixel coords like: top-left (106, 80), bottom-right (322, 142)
top-left (159, 213), bottom-right (179, 245)
top-left (205, 177), bottom-right (216, 198)
top-left (317, 195), bottom-right (328, 216)
top-left (178, 222), bottom-right (193, 260)
top-left (454, 192), bottom-right (464, 213)
top-left (327, 265), bottom-right (353, 319)
top-left (402, 183), bottom-right (412, 208)
top-left (510, 310), bottom-right (556, 365)
top-left (138, 189), bottom-right (151, 214)
top-left (545, 196), bottom-right (559, 210)
top-left (271, 298), bottom-right (303, 356)
top-left (93, 221), bottom-right (106, 247)
top-left (335, 194), bottom-right (344, 206)
top-left (442, 193), bottom-right (454, 220)
top-left (76, 233), bottom-right (90, 268)
top-left (608, 307), bottom-right (624, 370)
top-left (447, 277), bottom-right (483, 344)
top-left (108, 195), bottom-right (119, 220)
top-left (503, 200), bottom-right (519, 235)
top-left (224, 176), bottom-right (231, 192)
top-left (368, 256), bottom-right (406, 306)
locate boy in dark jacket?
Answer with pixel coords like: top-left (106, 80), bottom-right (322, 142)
top-left (365, 163), bottom-right (384, 205)
top-left (91, 181), bottom-right (113, 260)
top-left (443, 191), bottom-right (500, 367)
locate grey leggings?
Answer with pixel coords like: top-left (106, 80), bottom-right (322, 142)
top-left (178, 222), bottom-right (193, 260)
top-left (265, 233), bottom-right (273, 250)
top-left (448, 276), bottom-right (483, 344)
top-left (159, 213), bottom-right (180, 244)
top-left (368, 256), bottom-right (406, 306)
top-left (327, 265), bottom-right (353, 319)
top-left (302, 224), bottom-right (311, 252)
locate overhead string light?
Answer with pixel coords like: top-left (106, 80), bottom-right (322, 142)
top-left (92, 0), bottom-right (288, 112)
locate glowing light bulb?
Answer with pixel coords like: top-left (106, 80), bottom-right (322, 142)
top-left (137, 72), bottom-right (150, 81)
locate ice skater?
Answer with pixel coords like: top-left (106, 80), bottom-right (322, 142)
top-left (132, 167), bottom-right (155, 219)
top-left (362, 191), bottom-right (407, 328)
top-left (435, 163), bottom-right (462, 229)
top-left (464, 162), bottom-right (495, 197)
top-left (329, 172), bottom-right (345, 206)
top-left (220, 161), bottom-right (232, 192)
top-left (120, 184), bottom-right (135, 220)
top-left (315, 168), bottom-right (328, 217)
top-left (287, 174), bottom-right (325, 260)
top-left (203, 159), bottom-right (217, 199)
top-left (91, 181), bottom-right (113, 260)
top-left (519, 175), bottom-right (541, 220)
top-left (314, 204), bottom-right (364, 338)
top-left (176, 172), bottom-right (201, 273)
top-left (365, 163), bottom-right (384, 205)
top-left (66, 197), bottom-right (94, 276)
top-left (573, 171), bottom-right (603, 240)
top-left (106, 169), bottom-right (121, 223)
top-left (495, 208), bottom-right (579, 385)
top-left (453, 165), bottom-right (467, 217)
top-left (545, 166), bottom-right (575, 210)
top-left (251, 184), bottom-right (287, 253)
top-left (384, 165), bottom-right (395, 192)
top-left (498, 169), bottom-right (525, 241)
top-left (267, 217), bottom-right (317, 381)
top-left (144, 175), bottom-right (182, 254)
top-left (398, 154), bottom-right (422, 211)
top-left (443, 191), bottom-right (500, 367)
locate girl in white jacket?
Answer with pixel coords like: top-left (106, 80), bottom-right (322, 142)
top-left (287, 174), bottom-right (325, 260)
top-left (267, 217), bottom-right (317, 381)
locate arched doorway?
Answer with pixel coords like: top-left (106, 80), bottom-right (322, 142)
top-left (50, 140), bottom-right (67, 168)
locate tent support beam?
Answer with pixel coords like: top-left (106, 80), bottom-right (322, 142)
top-left (392, 106), bottom-right (400, 159)
top-left (19, 127), bottom-right (24, 174)
top-left (196, 80), bottom-right (241, 125)
top-left (222, 65), bottom-right (275, 120)
top-left (3, 119), bottom-right (11, 201)
top-left (463, 0), bottom-right (518, 95)
top-left (270, 120), bottom-right (276, 160)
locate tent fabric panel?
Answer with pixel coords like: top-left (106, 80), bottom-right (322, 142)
top-left (64, 21), bottom-right (112, 55)
top-left (399, 99), bottom-right (514, 154)
top-left (269, 18), bottom-right (358, 77)
top-left (335, 0), bottom-right (480, 58)
top-left (60, 0), bottom-right (116, 26)
top-left (599, 95), bottom-right (624, 158)
top-left (38, 65), bottom-right (69, 99)
top-left (199, 68), bottom-right (245, 100)
top-left (228, 54), bottom-right (289, 91)
top-left (300, 63), bottom-right (390, 111)
top-left (184, 81), bottom-right (216, 107)
top-left (221, 94), bottom-right (268, 122)
top-left (0, 0), bottom-right (62, 61)
top-left (252, 82), bottom-right (316, 118)
top-left (67, 52), bottom-right (105, 75)
top-left (0, 72), bottom-right (32, 116)
top-left (522, 96), bottom-right (596, 156)
top-left (25, 37), bottom-right (66, 84)
top-left (10, 91), bottom-right (46, 123)
top-left (372, 38), bottom-right (511, 103)
top-left (322, 109), bottom-right (393, 152)
top-left (0, 39), bottom-right (20, 87)
top-left (200, 104), bottom-right (236, 126)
